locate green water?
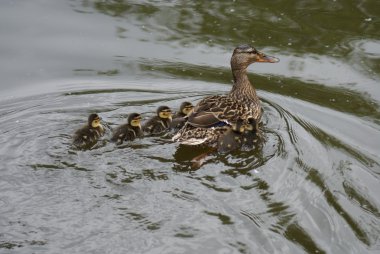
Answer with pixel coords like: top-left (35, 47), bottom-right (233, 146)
top-left (0, 1), bottom-right (379, 253)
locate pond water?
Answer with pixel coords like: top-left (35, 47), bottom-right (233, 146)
top-left (0, 1), bottom-right (380, 253)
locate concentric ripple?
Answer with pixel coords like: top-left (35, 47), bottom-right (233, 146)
top-left (0, 80), bottom-right (379, 254)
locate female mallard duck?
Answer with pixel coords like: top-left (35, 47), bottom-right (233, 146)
top-left (73, 113), bottom-right (105, 149)
top-left (110, 113), bottom-right (143, 144)
top-left (173, 44), bottom-right (279, 145)
top-left (171, 101), bottom-right (194, 129)
top-left (143, 105), bottom-right (172, 134)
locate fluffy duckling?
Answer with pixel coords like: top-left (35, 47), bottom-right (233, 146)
top-left (110, 113), bottom-right (143, 144)
top-left (143, 106), bottom-right (172, 135)
top-left (171, 101), bottom-right (194, 129)
top-left (73, 113), bottom-right (105, 149)
top-left (217, 119), bottom-right (245, 153)
top-left (242, 118), bottom-right (259, 148)
top-left (174, 101), bottom-right (194, 118)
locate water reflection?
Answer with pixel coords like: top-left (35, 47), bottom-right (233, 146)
top-left (86, 0), bottom-right (379, 54)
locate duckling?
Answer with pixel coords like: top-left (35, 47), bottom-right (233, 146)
top-left (171, 101), bottom-right (194, 129)
top-left (217, 119), bottom-right (245, 153)
top-left (242, 118), bottom-right (259, 148)
top-left (72, 113), bottom-right (105, 149)
top-left (110, 113), bottom-right (143, 144)
top-left (174, 101), bottom-right (194, 118)
top-left (143, 106), bottom-right (172, 135)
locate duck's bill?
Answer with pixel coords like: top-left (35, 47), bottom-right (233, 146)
top-left (257, 55), bottom-right (280, 63)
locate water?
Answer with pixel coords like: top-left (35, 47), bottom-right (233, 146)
top-left (0, 1), bottom-right (379, 253)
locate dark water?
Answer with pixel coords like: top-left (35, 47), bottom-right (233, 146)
top-left (1, 1), bottom-right (380, 253)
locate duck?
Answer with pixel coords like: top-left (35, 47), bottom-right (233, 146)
top-left (217, 118), bottom-right (245, 153)
top-left (110, 113), bottom-right (143, 144)
top-left (242, 118), bottom-right (259, 148)
top-left (143, 105), bottom-right (172, 134)
top-left (170, 101), bottom-right (194, 129)
top-left (72, 113), bottom-right (105, 149)
top-left (173, 44), bottom-right (279, 146)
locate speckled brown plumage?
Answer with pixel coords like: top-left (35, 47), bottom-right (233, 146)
top-left (173, 45), bottom-right (279, 146)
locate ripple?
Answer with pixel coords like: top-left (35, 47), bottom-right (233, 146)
top-left (0, 82), bottom-right (379, 254)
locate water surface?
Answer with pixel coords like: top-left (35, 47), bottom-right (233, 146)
top-left (0, 1), bottom-right (379, 253)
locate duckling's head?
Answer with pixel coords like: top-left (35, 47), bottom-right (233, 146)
top-left (231, 118), bottom-right (245, 133)
top-left (128, 113), bottom-right (142, 127)
top-left (231, 44), bottom-right (279, 70)
top-left (157, 106), bottom-right (172, 119)
top-left (245, 118), bottom-right (257, 131)
top-left (88, 114), bottom-right (102, 128)
top-left (180, 101), bottom-right (194, 116)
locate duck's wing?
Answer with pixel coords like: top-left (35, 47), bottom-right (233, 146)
top-left (188, 95), bottom-right (245, 128)
top-left (173, 123), bottom-right (228, 145)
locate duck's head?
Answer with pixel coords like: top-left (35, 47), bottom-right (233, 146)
top-left (128, 113), bottom-right (142, 127)
top-left (231, 44), bottom-right (279, 70)
top-left (88, 113), bottom-right (102, 128)
top-left (245, 118), bottom-right (257, 131)
top-left (180, 101), bottom-right (194, 116)
top-left (231, 118), bottom-right (245, 133)
top-left (157, 106), bottom-right (172, 119)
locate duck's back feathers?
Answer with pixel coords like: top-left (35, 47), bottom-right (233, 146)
top-left (188, 95), bottom-right (260, 129)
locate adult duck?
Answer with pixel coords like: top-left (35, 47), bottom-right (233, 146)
top-left (173, 44), bottom-right (279, 145)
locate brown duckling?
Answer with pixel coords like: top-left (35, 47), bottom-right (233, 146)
top-left (171, 101), bottom-right (194, 129)
top-left (110, 113), bottom-right (143, 144)
top-left (241, 118), bottom-right (259, 148)
top-left (174, 101), bottom-right (194, 118)
top-left (143, 106), bottom-right (172, 134)
top-left (72, 113), bottom-right (105, 149)
top-left (217, 119), bottom-right (245, 153)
